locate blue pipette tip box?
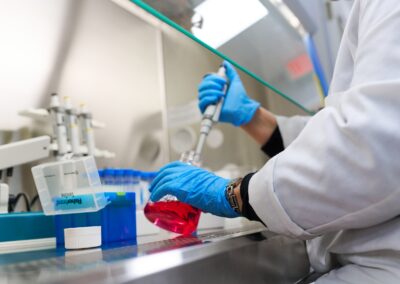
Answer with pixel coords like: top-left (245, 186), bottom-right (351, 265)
top-left (55, 192), bottom-right (136, 247)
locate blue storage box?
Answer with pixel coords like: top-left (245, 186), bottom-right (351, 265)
top-left (55, 192), bottom-right (136, 247)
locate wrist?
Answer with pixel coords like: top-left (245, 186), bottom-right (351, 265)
top-left (241, 107), bottom-right (277, 145)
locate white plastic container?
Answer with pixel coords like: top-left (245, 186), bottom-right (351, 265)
top-left (64, 226), bottom-right (101, 250)
top-left (31, 156), bottom-right (108, 215)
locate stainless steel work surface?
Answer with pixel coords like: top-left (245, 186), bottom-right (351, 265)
top-left (0, 225), bottom-right (310, 284)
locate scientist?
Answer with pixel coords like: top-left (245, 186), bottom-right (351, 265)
top-left (149, 0), bottom-right (400, 282)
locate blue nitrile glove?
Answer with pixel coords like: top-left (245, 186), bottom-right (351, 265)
top-left (149, 161), bottom-right (239, 218)
top-left (198, 61), bottom-right (260, 127)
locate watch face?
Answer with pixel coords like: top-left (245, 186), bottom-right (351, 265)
top-left (226, 186), bottom-right (238, 211)
top-left (225, 178), bottom-right (243, 213)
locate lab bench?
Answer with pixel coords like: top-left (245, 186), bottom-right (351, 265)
top-left (0, 224), bottom-right (310, 284)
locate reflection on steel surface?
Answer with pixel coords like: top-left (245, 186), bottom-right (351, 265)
top-left (0, 225), bottom-right (310, 284)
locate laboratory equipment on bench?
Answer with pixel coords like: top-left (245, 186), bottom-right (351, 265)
top-left (0, 137), bottom-right (51, 170)
top-left (31, 156), bottom-right (108, 215)
top-left (18, 94), bottom-right (115, 159)
top-left (99, 168), bottom-right (157, 209)
top-left (79, 103), bottom-right (96, 156)
top-left (144, 197), bottom-right (201, 235)
top-left (0, 136), bottom-right (51, 213)
top-left (64, 96), bottom-right (81, 157)
top-left (64, 226), bottom-right (102, 250)
top-left (139, 171), bottom-right (157, 208)
top-left (49, 93), bottom-right (69, 159)
top-left (194, 66), bottom-right (228, 163)
top-left (55, 191), bottom-right (136, 248)
top-left (1, 95), bottom-right (117, 250)
top-left (144, 65), bottom-right (228, 235)
top-left (2, 94), bottom-right (111, 215)
top-left (0, 184), bottom-right (8, 214)
top-left (32, 159), bottom-right (138, 249)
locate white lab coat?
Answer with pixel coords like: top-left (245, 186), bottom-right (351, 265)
top-left (248, 0), bottom-right (400, 282)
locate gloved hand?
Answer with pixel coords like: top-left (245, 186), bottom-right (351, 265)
top-left (149, 161), bottom-right (239, 218)
top-left (198, 61), bottom-right (260, 127)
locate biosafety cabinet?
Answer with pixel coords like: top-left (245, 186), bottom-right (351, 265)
top-left (0, 0), bottom-right (344, 283)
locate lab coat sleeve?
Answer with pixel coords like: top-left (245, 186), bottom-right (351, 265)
top-left (275, 115), bottom-right (310, 148)
top-left (260, 116), bottom-right (311, 158)
top-left (248, 0), bottom-right (400, 239)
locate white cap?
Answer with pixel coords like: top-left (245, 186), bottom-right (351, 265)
top-left (64, 226), bottom-right (102, 250)
top-left (63, 96), bottom-right (72, 110)
top-left (80, 103), bottom-right (89, 114)
top-left (50, 93), bottom-right (60, 108)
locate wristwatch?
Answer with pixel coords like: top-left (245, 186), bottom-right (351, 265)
top-left (225, 178), bottom-right (243, 214)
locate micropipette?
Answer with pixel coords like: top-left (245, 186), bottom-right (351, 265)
top-left (64, 97), bottom-right (81, 157)
top-left (49, 93), bottom-right (68, 159)
top-left (79, 104), bottom-right (96, 156)
top-left (194, 65), bottom-right (228, 162)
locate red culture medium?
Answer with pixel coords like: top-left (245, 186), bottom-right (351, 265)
top-left (144, 201), bottom-right (201, 235)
